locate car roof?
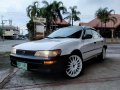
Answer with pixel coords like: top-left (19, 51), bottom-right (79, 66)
top-left (64, 26), bottom-right (95, 31)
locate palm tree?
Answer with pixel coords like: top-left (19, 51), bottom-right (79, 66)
top-left (42, 0), bottom-right (54, 35)
top-left (95, 7), bottom-right (117, 40)
top-left (52, 1), bottom-right (67, 21)
top-left (64, 6), bottom-right (80, 26)
top-left (26, 1), bottom-right (40, 40)
top-left (26, 1), bottom-right (40, 20)
top-left (26, 0), bottom-right (67, 39)
top-left (95, 7), bottom-right (117, 29)
top-left (42, 0), bottom-right (67, 35)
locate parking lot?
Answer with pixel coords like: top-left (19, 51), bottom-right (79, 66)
top-left (0, 40), bottom-right (120, 90)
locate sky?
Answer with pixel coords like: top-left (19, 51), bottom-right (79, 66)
top-left (0, 0), bottom-right (120, 34)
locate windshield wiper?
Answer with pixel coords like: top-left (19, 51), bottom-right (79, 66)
top-left (46, 36), bottom-right (67, 39)
top-left (52, 36), bottom-right (67, 38)
top-left (45, 37), bottom-right (54, 39)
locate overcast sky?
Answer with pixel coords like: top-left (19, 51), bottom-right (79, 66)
top-left (0, 0), bottom-right (120, 34)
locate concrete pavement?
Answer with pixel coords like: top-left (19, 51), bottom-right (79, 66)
top-left (0, 43), bottom-right (120, 90)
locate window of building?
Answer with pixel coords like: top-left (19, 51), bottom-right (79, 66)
top-left (6, 29), bottom-right (10, 31)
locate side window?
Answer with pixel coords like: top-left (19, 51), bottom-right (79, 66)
top-left (69, 30), bottom-right (82, 38)
top-left (92, 30), bottom-right (100, 39)
top-left (83, 29), bottom-right (93, 39)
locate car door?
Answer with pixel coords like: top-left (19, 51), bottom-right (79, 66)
top-left (80, 29), bottom-right (96, 61)
top-left (91, 30), bottom-right (104, 55)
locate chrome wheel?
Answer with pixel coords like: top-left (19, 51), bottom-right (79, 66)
top-left (65, 55), bottom-right (83, 78)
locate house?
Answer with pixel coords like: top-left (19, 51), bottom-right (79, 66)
top-left (34, 18), bottom-right (70, 39)
top-left (0, 25), bottom-right (20, 39)
top-left (79, 14), bottom-right (120, 38)
top-left (50, 18), bottom-right (70, 32)
top-left (53, 18), bottom-right (70, 27)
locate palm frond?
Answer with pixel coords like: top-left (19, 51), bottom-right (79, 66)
top-left (75, 11), bottom-right (81, 15)
top-left (42, 0), bottom-right (49, 6)
top-left (109, 9), bottom-right (115, 14)
top-left (110, 16), bottom-right (117, 24)
top-left (58, 1), bottom-right (63, 6)
top-left (64, 15), bottom-right (71, 19)
top-left (33, 1), bottom-right (39, 7)
top-left (73, 6), bottom-right (77, 9)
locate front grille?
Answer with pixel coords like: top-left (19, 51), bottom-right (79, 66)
top-left (16, 50), bottom-right (36, 56)
top-left (10, 56), bottom-right (43, 64)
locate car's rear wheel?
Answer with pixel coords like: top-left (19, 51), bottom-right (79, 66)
top-left (65, 54), bottom-right (83, 78)
top-left (98, 48), bottom-right (106, 61)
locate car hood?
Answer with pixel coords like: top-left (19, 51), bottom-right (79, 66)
top-left (14, 38), bottom-right (78, 51)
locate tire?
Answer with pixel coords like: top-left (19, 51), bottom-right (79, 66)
top-left (98, 48), bottom-right (106, 61)
top-left (65, 54), bottom-right (83, 78)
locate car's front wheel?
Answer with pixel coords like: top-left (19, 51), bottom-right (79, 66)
top-left (65, 54), bottom-right (83, 78)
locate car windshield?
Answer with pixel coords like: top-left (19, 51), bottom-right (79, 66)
top-left (47, 27), bottom-right (82, 39)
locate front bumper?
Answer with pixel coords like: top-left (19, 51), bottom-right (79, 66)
top-left (10, 54), bottom-right (68, 73)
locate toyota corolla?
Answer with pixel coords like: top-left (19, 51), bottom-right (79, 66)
top-left (10, 26), bottom-right (107, 78)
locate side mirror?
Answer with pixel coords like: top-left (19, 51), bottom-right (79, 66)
top-left (83, 34), bottom-right (92, 39)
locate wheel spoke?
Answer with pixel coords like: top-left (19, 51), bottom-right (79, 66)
top-left (66, 55), bottom-right (83, 78)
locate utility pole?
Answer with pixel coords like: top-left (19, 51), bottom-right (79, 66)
top-left (1, 16), bottom-right (5, 41)
top-left (1, 16), bottom-right (10, 41)
top-left (9, 19), bottom-right (12, 26)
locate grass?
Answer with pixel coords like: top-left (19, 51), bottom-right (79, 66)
top-left (106, 38), bottom-right (120, 44)
top-left (0, 52), bottom-right (10, 57)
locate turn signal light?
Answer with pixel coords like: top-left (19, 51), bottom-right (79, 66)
top-left (44, 61), bottom-right (56, 65)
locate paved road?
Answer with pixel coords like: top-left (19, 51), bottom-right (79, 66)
top-left (107, 44), bottom-right (120, 54)
top-left (0, 40), bottom-right (29, 52)
top-left (0, 44), bottom-right (120, 90)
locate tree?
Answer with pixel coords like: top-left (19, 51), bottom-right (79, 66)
top-left (26, 1), bottom-right (40, 40)
top-left (26, 20), bottom-right (34, 40)
top-left (26, 0), bottom-right (67, 39)
top-left (95, 7), bottom-right (117, 40)
top-left (95, 7), bottom-right (117, 29)
top-left (52, 1), bottom-right (67, 21)
top-left (26, 1), bottom-right (40, 19)
top-left (42, 0), bottom-right (67, 35)
top-left (64, 6), bottom-right (80, 26)
top-left (41, 0), bottom-right (54, 35)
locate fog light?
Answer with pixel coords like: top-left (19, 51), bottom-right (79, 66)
top-left (44, 61), bottom-right (56, 65)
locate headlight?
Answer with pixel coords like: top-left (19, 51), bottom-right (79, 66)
top-left (11, 48), bottom-right (16, 54)
top-left (34, 49), bottom-right (61, 58)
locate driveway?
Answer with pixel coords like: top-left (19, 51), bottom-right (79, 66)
top-left (0, 44), bottom-right (120, 90)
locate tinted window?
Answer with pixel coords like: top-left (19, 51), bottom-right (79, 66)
top-left (83, 29), bottom-right (93, 39)
top-left (47, 27), bottom-right (82, 38)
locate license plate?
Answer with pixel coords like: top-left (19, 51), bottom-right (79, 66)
top-left (17, 62), bottom-right (27, 70)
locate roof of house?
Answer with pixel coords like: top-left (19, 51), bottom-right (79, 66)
top-left (53, 18), bottom-right (70, 25)
top-left (41, 18), bottom-right (70, 26)
top-left (80, 14), bottom-right (120, 28)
